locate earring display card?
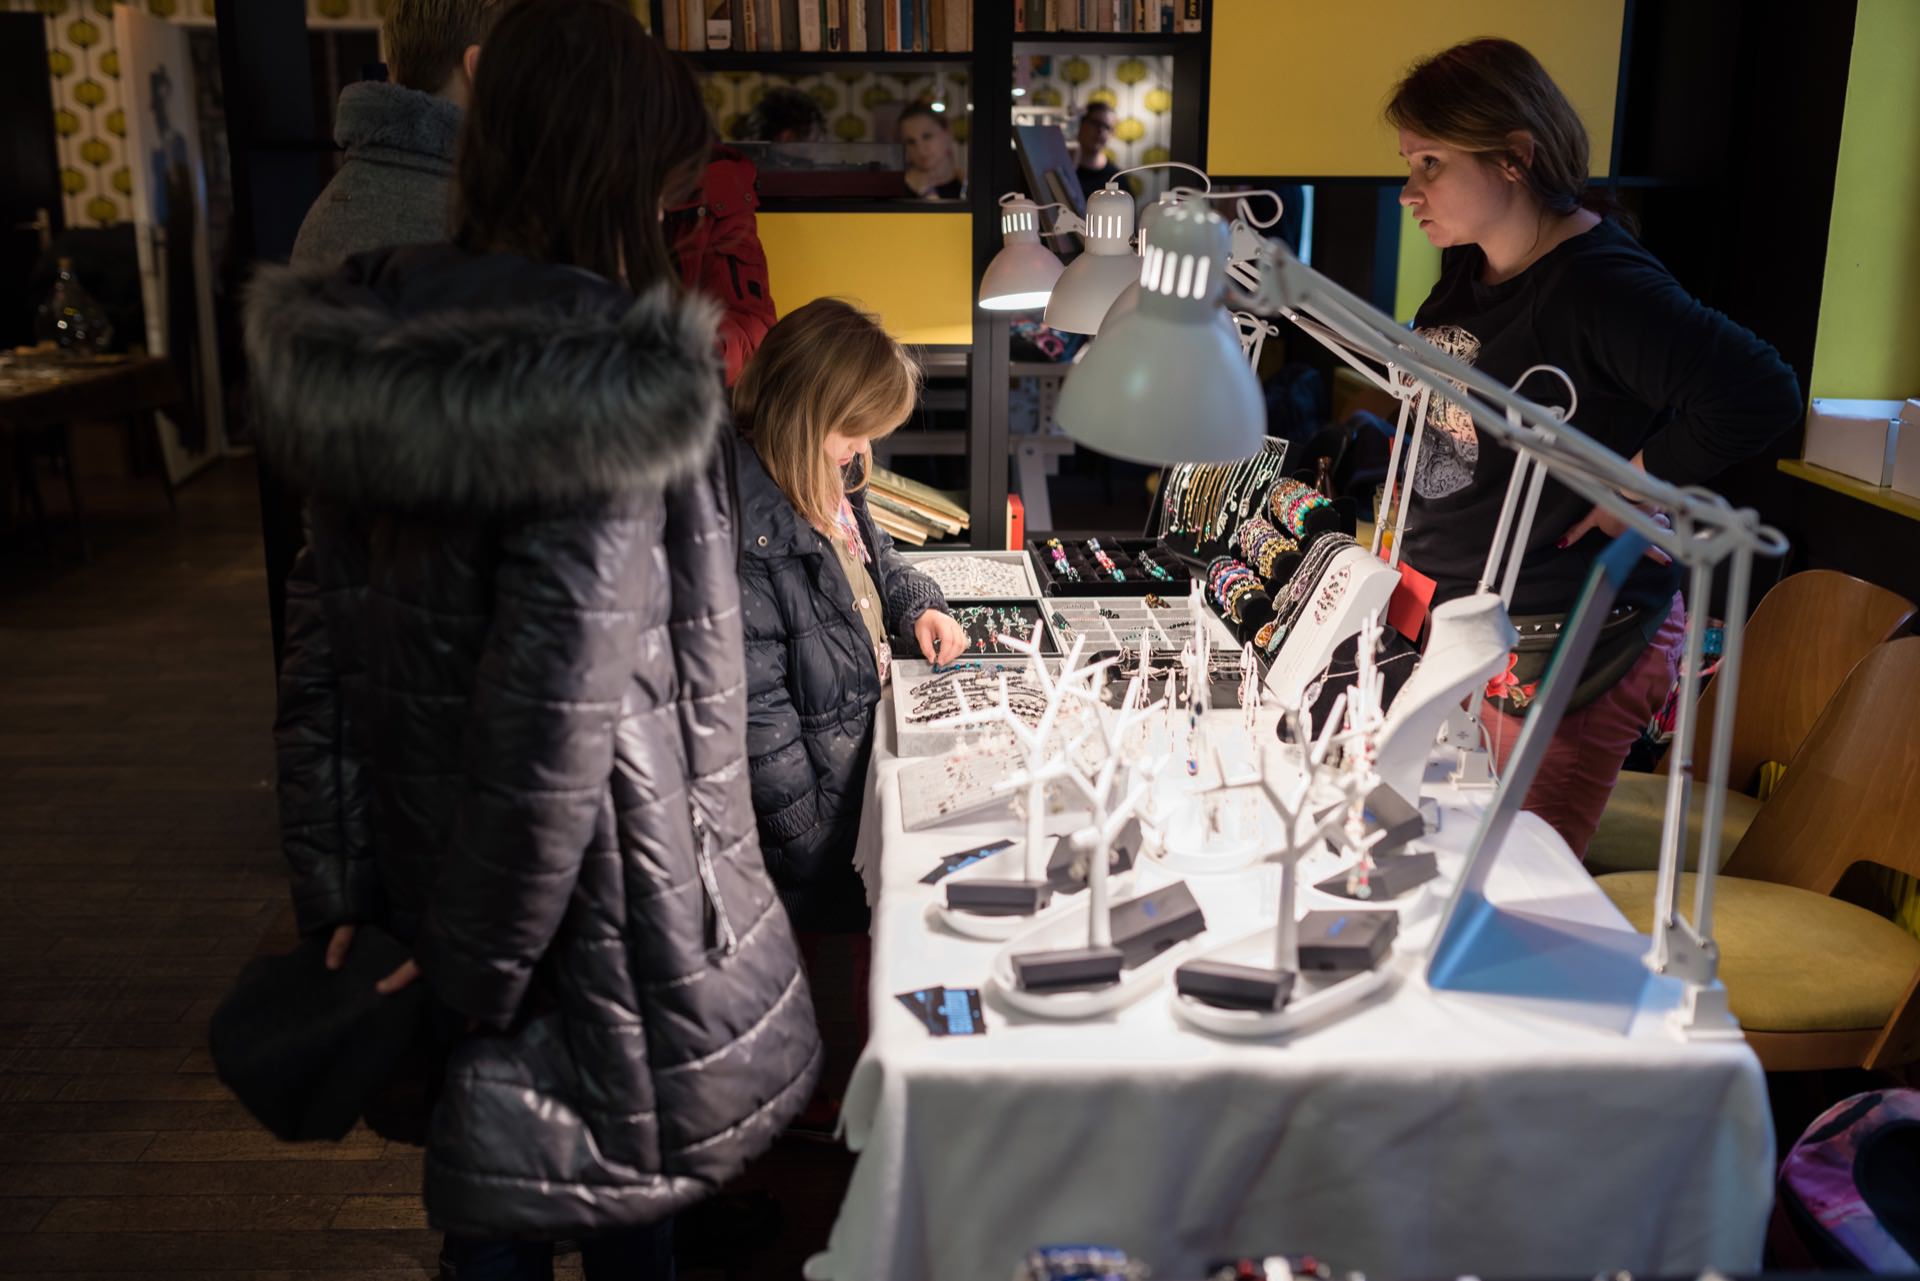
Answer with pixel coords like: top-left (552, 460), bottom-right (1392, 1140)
top-left (897, 748), bottom-right (1023, 831)
top-left (1031, 537), bottom-right (1192, 597)
top-left (899, 550), bottom-right (1043, 600)
top-left (892, 657), bottom-right (1063, 758)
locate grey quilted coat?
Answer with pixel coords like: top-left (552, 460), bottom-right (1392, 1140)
top-left (291, 81), bottom-right (460, 271)
top-left (244, 244), bottom-right (820, 1238)
top-left (735, 435), bottom-right (944, 932)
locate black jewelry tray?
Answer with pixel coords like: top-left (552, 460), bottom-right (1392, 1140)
top-left (1030, 536), bottom-right (1192, 597)
top-left (946, 598), bottom-right (1060, 656)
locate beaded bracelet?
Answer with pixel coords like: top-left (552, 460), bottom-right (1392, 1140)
top-left (1232, 516), bottom-right (1299, 582)
top-left (1206, 556), bottom-right (1259, 615)
top-left (1137, 550), bottom-right (1174, 581)
top-left (1085, 538), bottom-right (1127, 582)
top-left (1269, 478), bottom-right (1333, 538)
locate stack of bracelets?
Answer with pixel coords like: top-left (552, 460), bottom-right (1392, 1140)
top-left (1160, 444), bottom-right (1288, 545)
top-left (1206, 556), bottom-right (1271, 625)
top-left (951, 604), bottom-right (1039, 649)
top-left (1085, 538), bottom-right (1127, 582)
top-left (1269, 477), bottom-right (1334, 538)
top-left (1231, 515), bottom-right (1299, 582)
top-left (1261, 532), bottom-right (1358, 652)
top-left (1043, 538), bottom-right (1079, 582)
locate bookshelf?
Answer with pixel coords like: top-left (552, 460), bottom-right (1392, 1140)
top-left (651, 0), bottom-right (1214, 547)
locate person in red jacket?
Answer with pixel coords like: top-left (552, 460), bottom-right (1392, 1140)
top-left (668, 146), bottom-right (777, 384)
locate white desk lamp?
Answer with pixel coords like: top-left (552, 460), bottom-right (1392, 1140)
top-left (1045, 160), bottom-right (1215, 334)
top-left (978, 194), bottom-right (1068, 311)
top-left (1053, 205), bottom-right (1266, 464)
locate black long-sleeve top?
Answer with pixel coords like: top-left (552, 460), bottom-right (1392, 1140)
top-left (1402, 218), bottom-right (1802, 616)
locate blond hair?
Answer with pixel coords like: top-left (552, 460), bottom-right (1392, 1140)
top-left (734, 298), bottom-right (921, 534)
top-left (384, 0), bottom-right (503, 93)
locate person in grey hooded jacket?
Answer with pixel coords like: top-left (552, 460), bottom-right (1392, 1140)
top-left (289, 0), bottom-right (497, 271)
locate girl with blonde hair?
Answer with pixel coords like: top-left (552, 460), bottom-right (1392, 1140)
top-left (733, 297), bottom-right (966, 931)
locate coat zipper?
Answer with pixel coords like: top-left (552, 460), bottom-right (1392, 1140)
top-left (690, 810), bottom-right (739, 957)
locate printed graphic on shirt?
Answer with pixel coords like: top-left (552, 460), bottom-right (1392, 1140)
top-left (1410, 324), bottom-right (1482, 500)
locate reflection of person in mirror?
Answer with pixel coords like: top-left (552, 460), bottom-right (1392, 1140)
top-left (149, 65), bottom-right (204, 451)
top-left (1073, 100), bottom-right (1124, 196)
top-left (729, 86), bottom-right (826, 142)
top-left (898, 102), bottom-right (963, 200)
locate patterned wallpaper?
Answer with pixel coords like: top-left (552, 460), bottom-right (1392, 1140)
top-left (1017, 53), bottom-right (1175, 192)
top-left (699, 53), bottom-right (1173, 197)
top-left (6, 0), bottom-right (652, 230)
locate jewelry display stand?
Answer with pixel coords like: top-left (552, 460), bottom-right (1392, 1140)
top-left (988, 866), bottom-right (1211, 1019)
top-left (1171, 702), bottom-right (1388, 1038)
top-left (928, 841), bottom-right (1142, 942)
top-left (1154, 785), bottom-right (1276, 874)
top-left (1263, 545), bottom-right (1400, 707)
top-left (1372, 592), bottom-right (1517, 805)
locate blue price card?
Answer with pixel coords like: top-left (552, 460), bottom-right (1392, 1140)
top-left (920, 839), bottom-right (1016, 885)
top-left (894, 986), bottom-right (987, 1036)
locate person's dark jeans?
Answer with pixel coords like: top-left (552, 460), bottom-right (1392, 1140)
top-left (439, 1219), bottom-right (674, 1281)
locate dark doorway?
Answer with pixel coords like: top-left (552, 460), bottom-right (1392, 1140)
top-left (0, 14), bottom-right (67, 349)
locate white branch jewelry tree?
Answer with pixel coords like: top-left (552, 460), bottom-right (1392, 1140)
top-left (1172, 691), bottom-right (1388, 1038)
top-left (1006, 664), bottom-right (1163, 953)
top-left (925, 631), bottom-right (1115, 891)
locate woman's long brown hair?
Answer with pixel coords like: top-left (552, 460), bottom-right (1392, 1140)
top-left (1386, 37), bottom-right (1627, 228)
top-left (452, 0), bottom-right (713, 287)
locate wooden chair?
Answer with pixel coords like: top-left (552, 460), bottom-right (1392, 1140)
top-left (1587, 570), bottom-right (1915, 875)
top-left (1599, 637), bottom-right (1920, 1071)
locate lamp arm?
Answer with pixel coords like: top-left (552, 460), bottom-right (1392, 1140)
top-left (1240, 237), bottom-right (1789, 567)
top-left (1110, 161), bottom-right (1212, 192)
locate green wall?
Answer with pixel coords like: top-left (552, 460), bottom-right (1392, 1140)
top-left (1809, 0), bottom-right (1920, 400)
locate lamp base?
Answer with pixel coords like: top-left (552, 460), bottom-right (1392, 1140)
top-left (1667, 979), bottom-right (1745, 1042)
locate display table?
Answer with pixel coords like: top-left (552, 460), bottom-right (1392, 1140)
top-left (821, 713), bottom-right (1773, 1281)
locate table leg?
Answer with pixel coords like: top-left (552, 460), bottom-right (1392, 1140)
top-left (52, 422), bottom-right (88, 561)
top-left (140, 410), bottom-right (177, 512)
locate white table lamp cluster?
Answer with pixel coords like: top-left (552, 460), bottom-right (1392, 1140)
top-left (981, 166), bottom-right (1790, 1042)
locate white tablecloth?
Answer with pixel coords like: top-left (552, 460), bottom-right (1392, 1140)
top-left (821, 718), bottom-right (1774, 1281)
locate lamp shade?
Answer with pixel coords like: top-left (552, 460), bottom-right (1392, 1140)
top-left (979, 195), bottom-right (1062, 311)
top-left (1098, 191), bottom-right (1182, 331)
top-left (1055, 205), bottom-right (1264, 466)
top-left (1044, 187), bottom-right (1137, 334)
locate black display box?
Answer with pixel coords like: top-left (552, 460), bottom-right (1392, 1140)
top-left (1030, 536), bottom-right (1191, 597)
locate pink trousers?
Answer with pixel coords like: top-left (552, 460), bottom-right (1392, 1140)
top-left (1480, 593), bottom-right (1687, 860)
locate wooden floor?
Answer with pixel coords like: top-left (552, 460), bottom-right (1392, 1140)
top-left (0, 463), bottom-right (851, 1278)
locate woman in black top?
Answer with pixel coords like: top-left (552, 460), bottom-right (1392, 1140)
top-left (1388, 38), bottom-right (1802, 858)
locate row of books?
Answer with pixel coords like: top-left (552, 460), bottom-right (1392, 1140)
top-left (867, 464), bottom-right (970, 545)
top-left (1016, 0), bottom-right (1203, 31)
top-left (660, 0), bottom-right (975, 52)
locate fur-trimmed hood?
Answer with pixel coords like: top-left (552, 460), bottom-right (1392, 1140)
top-left (333, 81), bottom-right (461, 167)
top-left (244, 247), bottom-right (726, 512)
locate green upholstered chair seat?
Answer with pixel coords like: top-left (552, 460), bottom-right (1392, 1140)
top-left (1586, 772), bottom-right (1766, 875)
top-left (1599, 872), bottom-right (1920, 1033)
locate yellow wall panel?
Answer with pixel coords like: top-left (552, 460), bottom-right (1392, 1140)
top-left (1208, 0), bottom-right (1625, 178)
top-left (757, 212), bottom-right (974, 347)
top-left (1809, 0), bottom-right (1920, 400)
